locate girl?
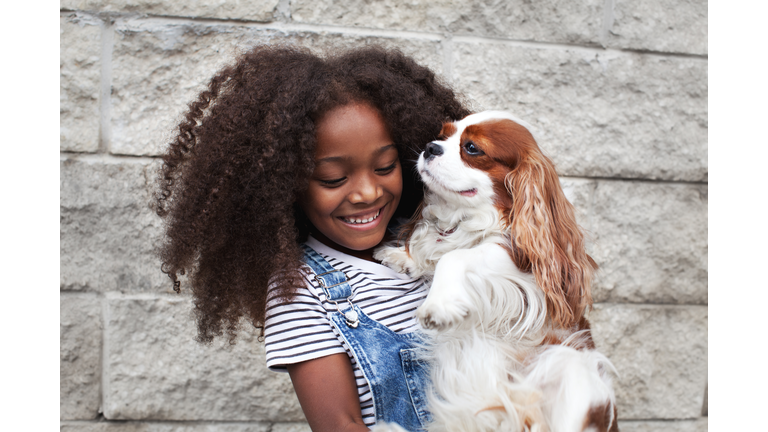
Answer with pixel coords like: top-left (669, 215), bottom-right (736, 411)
top-left (156, 45), bottom-right (470, 432)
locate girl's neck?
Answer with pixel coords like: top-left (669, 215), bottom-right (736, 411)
top-left (310, 230), bottom-right (393, 262)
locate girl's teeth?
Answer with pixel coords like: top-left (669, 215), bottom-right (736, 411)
top-left (344, 210), bottom-right (380, 224)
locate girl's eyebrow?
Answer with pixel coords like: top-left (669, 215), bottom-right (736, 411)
top-left (315, 144), bottom-right (397, 165)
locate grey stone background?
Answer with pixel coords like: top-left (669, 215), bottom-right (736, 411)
top-left (60, 1), bottom-right (707, 431)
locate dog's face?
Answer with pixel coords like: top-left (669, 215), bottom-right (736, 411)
top-left (417, 111), bottom-right (539, 210)
top-left (416, 111), bottom-right (597, 329)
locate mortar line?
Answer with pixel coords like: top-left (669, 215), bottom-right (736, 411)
top-left (69, 10), bottom-right (706, 60)
top-left (453, 34), bottom-right (603, 53)
top-left (100, 292), bottom-right (109, 418)
top-left (452, 35), bottom-right (707, 60)
top-left (59, 291), bottom-right (102, 298)
top-left (617, 47), bottom-right (707, 60)
top-left (60, 152), bottom-right (160, 163)
top-left (584, 176), bottom-right (598, 240)
top-left (99, 18), bottom-right (114, 154)
top-left (593, 302), bottom-right (708, 308)
top-left (105, 291), bottom-right (192, 300)
top-left (618, 418), bottom-right (708, 422)
top-left (60, 419), bottom-right (290, 425)
top-left (559, 175), bottom-right (708, 186)
top-left (116, 14), bottom-right (444, 41)
top-left (441, 34), bottom-right (453, 83)
top-left (275, 0), bottom-right (291, 23)
top-left (601, 0), bottom-right (615, 48)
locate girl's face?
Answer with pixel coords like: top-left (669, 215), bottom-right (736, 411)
top-left (300, 102), bottom-right (402, 261)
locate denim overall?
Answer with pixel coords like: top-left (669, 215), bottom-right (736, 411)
top-left (302, 245), bottom-right (432, 432)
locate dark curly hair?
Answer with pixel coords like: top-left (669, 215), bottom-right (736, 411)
top-left (156, 44), bottom-right (470, 343)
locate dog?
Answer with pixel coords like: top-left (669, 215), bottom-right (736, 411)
top-left (373, 111), bottom-right (618, 432)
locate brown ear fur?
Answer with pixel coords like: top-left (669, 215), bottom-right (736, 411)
top-left (505, 150), bottom-right (597, 328)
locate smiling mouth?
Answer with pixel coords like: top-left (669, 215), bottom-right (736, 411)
top-left (340, 208), bottom-right (382, 225)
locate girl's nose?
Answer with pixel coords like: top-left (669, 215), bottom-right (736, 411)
top-left (348, 174), bottom-right (383, 204)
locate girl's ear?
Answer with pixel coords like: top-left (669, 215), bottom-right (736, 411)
top-left (504, 153), bottom-right (597, 329)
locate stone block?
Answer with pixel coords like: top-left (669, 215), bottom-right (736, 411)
top-left (607, 0), bottom-right (707, 55)
top-left (590, 304), bottom-right (708, 419)
top-left (452, 42), bottom-right (708, 181)
top-left (271, 423), bottom-right (312, 432)
top-left (59, 422), bottom-right (271, 432)
top-left (104, 296), bottom-right (304, 421)
top-left (291, 0), bottom-right (603, 46)
top-left (619, 418), bottom-right (708, 432)
top-left (559, 177), bottom-right (596, 231)
top-left (61, 294), bottom-right (102, 420)
top-left (589, 181), bottom-right (707, 305)
top-left (60, 0), bottom-right (280, 22)
top-left (60, 157), bottom-right (168, 293)
top-left (110, 20), bottom-right (444, 156)
top-left (61, 13), bottom-right (102, 153)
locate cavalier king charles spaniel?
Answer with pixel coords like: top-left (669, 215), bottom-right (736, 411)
top-left (374, 111), bottom-right (619, 432)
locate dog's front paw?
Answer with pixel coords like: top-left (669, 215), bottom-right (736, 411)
top-left (374, 245), bottom-right (417, 276)
top-left (417, 292), bottom-right (472, 330)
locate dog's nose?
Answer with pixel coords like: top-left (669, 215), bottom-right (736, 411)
top-left (424, 142), bottom-right (444, 158)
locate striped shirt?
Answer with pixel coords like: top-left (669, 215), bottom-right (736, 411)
top-left (264, 236), bottom-right (429, 426)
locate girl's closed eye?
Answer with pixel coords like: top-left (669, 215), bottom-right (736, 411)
top-left (316, 159), bottom-right (398, 187)
top-left (318, 176), bottom-right (346, 186)
top-left (376, 161), bottom-right (398, 174)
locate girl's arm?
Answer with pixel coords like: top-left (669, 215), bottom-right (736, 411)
top-left (287, 353), bottom-right (370, 432)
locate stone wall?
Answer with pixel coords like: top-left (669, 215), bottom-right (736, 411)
top-left (60, 1), bottom-right (708, 430)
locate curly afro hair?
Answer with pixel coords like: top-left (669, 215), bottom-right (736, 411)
top-left (156, 44), bottom-right (471, 343)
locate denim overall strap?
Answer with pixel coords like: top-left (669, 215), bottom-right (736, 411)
top-left (302, 245), bottom-right (353, 301)
top-left (301, 245), bottom-right (432, 432)
top-left (302, 246), bottom-right (360, 328)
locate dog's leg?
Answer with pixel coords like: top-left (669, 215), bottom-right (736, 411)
top-left (525, 345), bottom-right (618, 432)
top-left (417, 241), bottom-right (536, 330)
top-left (416, 246), bottom-right (477, 329)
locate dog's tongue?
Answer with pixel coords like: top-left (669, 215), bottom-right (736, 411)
top-left (459, 189), bottom-right (477, 197)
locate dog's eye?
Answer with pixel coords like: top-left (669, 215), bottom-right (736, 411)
top-left (463, 141), bottom-right (484, 156)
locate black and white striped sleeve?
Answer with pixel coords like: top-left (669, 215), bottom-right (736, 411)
top-left (263, 277), bottom-right (344, 372)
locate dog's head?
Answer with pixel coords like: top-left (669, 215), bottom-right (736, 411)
top-left (418, 111), bottom-right (597, 328)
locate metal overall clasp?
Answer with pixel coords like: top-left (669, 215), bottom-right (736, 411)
top-left (314, 270), bottom-right (359, 328)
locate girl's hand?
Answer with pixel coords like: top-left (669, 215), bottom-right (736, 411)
top-left (287, 353), bottom-right (371, 432)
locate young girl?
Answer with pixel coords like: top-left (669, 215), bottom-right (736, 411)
top-left (156, 45), bottom-right (470, 432)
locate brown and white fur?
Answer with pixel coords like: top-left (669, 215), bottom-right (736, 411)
top-left (373, 111), bottom-right (618, 432)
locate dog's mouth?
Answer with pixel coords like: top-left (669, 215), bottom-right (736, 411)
top-left (421, 168), bottom-right (478, 198)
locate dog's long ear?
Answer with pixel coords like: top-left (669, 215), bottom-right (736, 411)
top-left (504, 149), bottom-right (597, 329)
